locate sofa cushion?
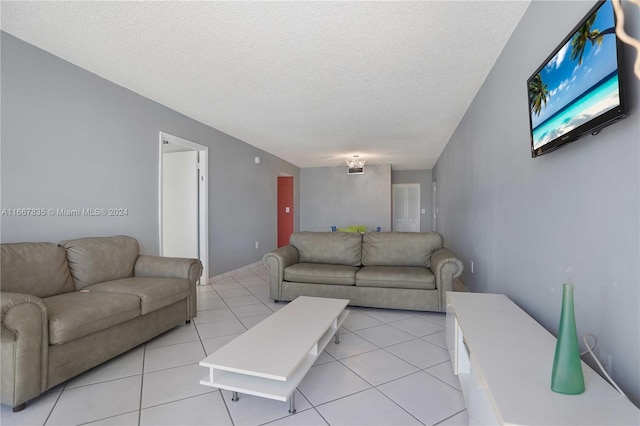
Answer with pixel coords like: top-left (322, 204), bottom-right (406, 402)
top-left (85, 277), bottom-right (191, 315)
top-left (356, 266), bottom-right (436, 290)
top-left (44, 292), bottom-right (141, 345)
top-left (61, 235), bottom-right (139, 290)
top-left (284, 263), bottom-right (358, 285)
top-left (1, 242), bottom-right (76, 298)
top-left (362, 232), bottom-right (443, 267)
top-left (289, 232), bottom-right (362, 266)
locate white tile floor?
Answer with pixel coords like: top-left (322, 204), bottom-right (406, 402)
top-left (1, 264), bottom-right (468, 426)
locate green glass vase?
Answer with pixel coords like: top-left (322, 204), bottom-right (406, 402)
top-left (551, 283), bottom-right (585, 394)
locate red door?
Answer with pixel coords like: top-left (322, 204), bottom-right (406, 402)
top-left (277, 176), bottom-right (294, 247)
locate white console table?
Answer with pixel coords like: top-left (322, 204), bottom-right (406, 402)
top-left (446, 292), bottom-right (639, 425)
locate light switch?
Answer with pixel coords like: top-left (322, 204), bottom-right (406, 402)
top-left (285, 207), bottom-right (290, 213)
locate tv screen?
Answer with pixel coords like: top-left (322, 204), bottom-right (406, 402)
top-left (527, 0), bottom-right (628, 158)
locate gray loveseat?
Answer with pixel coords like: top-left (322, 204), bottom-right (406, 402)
top-left (0, 235), bottom-right (202, 411)
top-left (263, 231), bottom-right (463, 312)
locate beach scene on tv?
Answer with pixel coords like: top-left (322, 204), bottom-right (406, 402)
top-left (528, 0), bottom-right (621, 150)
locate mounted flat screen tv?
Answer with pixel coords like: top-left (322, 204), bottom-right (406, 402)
top-left (527, 0), bottom-right (628, 158)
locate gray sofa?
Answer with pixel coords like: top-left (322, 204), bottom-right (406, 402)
top-left (263, 231), bottom-right (463, 312)
top-left (0, 235), bottom-right (202, 412)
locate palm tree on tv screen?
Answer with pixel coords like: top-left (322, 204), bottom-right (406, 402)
top-left (529, 73), bottom-right (549, 116)
top-left (570, 11), bottom-right (615, 65)
top-left (530, 8), bottom-right (615, 118)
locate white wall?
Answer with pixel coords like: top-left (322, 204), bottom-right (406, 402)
top-left (433, 1), bottom-right (640, 404)
top-left (0, 32), bottom-right (300, 276)
top-left (300, 164), bottom-right (391, 232)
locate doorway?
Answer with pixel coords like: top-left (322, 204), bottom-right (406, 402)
top-left (277, 175), bottom-right (294, 247)
top-left (392, 183), bottom-right (420, 232)
top-left (159, 132), bottom-right (209, 284)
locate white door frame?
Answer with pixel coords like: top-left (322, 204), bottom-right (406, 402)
top-left (432, 181), bottom-right (437, 232)
top-left (158, 132), bottom-right (209, 284)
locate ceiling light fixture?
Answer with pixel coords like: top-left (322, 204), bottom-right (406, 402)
top-left (347, 155), bottom-right (365, 174)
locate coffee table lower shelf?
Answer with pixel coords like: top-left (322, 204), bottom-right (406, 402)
top-left (200, 308), bottom-right (349, 412)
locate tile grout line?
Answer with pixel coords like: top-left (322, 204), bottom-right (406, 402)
top-left (137, 343), bottom-right (146, 425)
top-left (324, 331), bottom-right (380, 360)
top-left (306, 384), bottom-right (424, 425)
top-left (335, 353), bottom-right (426, 392)
top-left (219, 391), bottom-right (237, 426)
top-left (311, 406), bottom-right (332, 426)
top-left (135, 389), bottom-right (219, 412)
top-left (76, 409), bottom-right (139, 426)
top-left (41, 382), bottom-right (66, 426)
top-left (432, 408), bottom-right (467, 425)
top-left (374, 385), bottom-right (428, 426)
top-left (385, 318), bottom-right (445, 339)
top-left (59, 371), bottom-right (143, 391)
top-left (193, 313), bottom-right (210, 358)
top-left (298, 386), bottom-right (373, 417)
top-left (421, 361), bottom-right (465, 393)
top-left (253, 400), bottom-right (316, 426)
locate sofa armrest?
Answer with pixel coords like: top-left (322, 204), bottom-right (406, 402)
top-left (430, 248), bottom-right (464, 311)
top-left (133, 255), bottom-right (203, 319)
top-left (134, 255), bottom-right (202, 284)
top-left (1, 292), bottom-right (49, 409)
top-left (262, 246), bottom-right (299, 301)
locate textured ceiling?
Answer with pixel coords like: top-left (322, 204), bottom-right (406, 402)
top-left (1, 1), bottom-right (529, 170)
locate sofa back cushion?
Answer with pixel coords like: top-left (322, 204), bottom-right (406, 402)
top-left (61, 235), bottom-right (139, 290)
top-left (362, 232), bottom-right (443, 267)
top-left (1, 242), bottom-right (76, 298)
top-left (289, 232), bottom-right (362, 266)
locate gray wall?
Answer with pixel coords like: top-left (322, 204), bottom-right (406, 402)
top-left (391, 169), bottom-right (433, 232)
top-left (300, 164), bottom-right (391, 232)
top-left (433, 1), bottom-right (640, 404)
top-left (0, 32), bottom-right (300, 277)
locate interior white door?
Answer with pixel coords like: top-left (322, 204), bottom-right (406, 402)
top-left (392, 184), bottom-right (420, 232)
top-left (162, 151), bottom-right (199, 259)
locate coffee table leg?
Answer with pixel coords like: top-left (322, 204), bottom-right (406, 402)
top-left (232, 391), bottom-right (239, 401)
top-left (289, 392), bottom-right (296, 414)
top-left (334, 332), bottom-right (340, 344)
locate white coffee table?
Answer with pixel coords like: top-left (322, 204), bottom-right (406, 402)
top-left (199, 296), bottom-right (350, 413)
